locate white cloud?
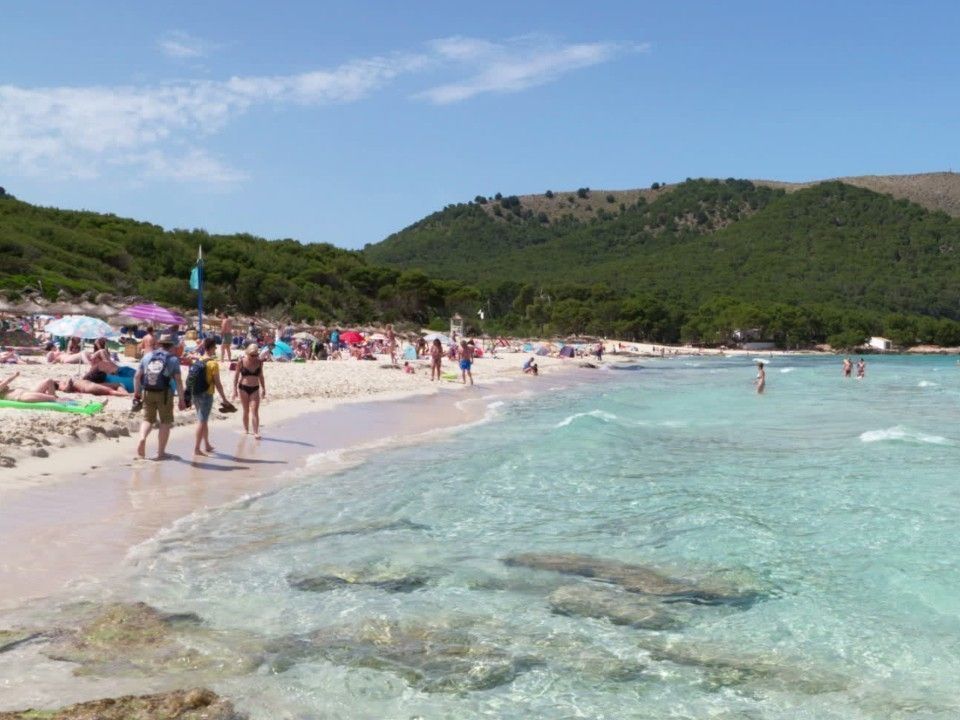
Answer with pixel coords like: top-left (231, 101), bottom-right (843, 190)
top-left (159, 31), bottom-right (214, 60)
top-left (417, 37), bottom-right (639, 104)
top-left (0, 36), bottom-right (638, 185)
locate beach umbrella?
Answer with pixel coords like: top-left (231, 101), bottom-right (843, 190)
top-left (123, 303), bottom-right (186, 325)
top-left (272, 339), bottom-right (294, 359)
top-left (340, 330), bottom-right (364, 344)
top-left (423, 332), bottom-right (452, 345)
top-left (292, 331), bottom-right (319, 342)
top-left (44, 314), bottom-right (118, 339)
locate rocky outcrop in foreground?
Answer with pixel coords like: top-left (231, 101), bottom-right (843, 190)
top-left (0, 688), bottom-right (245, 720)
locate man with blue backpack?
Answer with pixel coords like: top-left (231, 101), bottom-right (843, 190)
top-left (133, 333), bottom-right (185, 460)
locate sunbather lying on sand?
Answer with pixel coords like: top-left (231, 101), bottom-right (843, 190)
top-left (0, 371), bottom-right (60, 402)
top-left (44, 376), bottom-right (128, 397)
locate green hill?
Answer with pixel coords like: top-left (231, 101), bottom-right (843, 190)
top-left (365, 178), bottom-right (960, 346)
top-left (5, 178), bottom-right (960, 349)
top-left (0, 196), bottom-right (477, 327)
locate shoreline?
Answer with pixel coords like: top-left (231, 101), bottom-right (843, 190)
top-left (0, 356), bottom-right (594, 610)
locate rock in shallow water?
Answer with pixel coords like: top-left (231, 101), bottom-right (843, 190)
top-left (42, 602), bottom-right (260, 678)
top-left (292, 619), bottom-right (539, 693)
top-left (548, 584), bottom-right (679, 629)
top-left (0, 687), bottom-right (245, 720)
top-left (288, 569), bottom-right (430, 594)
top-left (637, 637), bottom-right (849, 695)
top-left (503, 553), bottom-right (758, 607)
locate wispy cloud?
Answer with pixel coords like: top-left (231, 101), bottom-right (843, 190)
top-left (418, 36), bottom-right (636, 104)
top-left (158, 30), bottom-right (215, 60)
top-left (0, 36), bottom-right (639, 185)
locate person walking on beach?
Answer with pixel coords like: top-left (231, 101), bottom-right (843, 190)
top-left (459, 340), bottom-right (475, 385)
top-left (233, 343), bottom-right (266, 438)
top-left (595, 342), bottom-right (604, 361)
top-left (842, 357), bottom-right (852, 378)
top-left (386, 324), bottom-right (397, 366)
top-left (219, 310), bottom-right (233, 362)
top-left (430, 338), bottom-right (443, 381)
top-left (755, 361), bottom-right (766, 394)
top-left (856, 357), bottom-right (866, 380)
top-left (133, 333), bottom-right (185, 460)
top-left (191, 337), bottom-right (231, 456)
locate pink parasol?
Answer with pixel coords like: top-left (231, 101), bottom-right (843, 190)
top-left (123, 303), bottom-right (186, 325)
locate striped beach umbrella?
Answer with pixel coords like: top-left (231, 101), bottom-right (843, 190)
top-left (123, 303), bottom-right (186, 325)
top-left (44, 314), bottom-right (118, 339)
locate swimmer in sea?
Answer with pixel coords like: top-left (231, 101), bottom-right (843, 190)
top-left (843, 357), bottom-right (852, 378)
top-left (755, 361), bottom-right (766, 394)
top-left (856, 357), bottom-right (866, 379)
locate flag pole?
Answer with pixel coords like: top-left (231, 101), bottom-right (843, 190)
top-left (197, 245), bottom-right (204, 338)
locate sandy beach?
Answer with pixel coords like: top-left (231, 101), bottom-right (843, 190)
top-left (0, 349), bottom-right (594, 609)
top-left (0, 350), bottom-right (575, 480)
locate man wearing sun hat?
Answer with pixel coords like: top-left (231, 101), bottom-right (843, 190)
top-left (133, 332), bottom-right (185, 460)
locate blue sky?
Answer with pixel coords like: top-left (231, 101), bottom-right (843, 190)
top-left (3, 1), bottom-right (959, 249)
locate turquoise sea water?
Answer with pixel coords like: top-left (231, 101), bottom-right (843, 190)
top-left (11, 355), bottom-right (960, 717)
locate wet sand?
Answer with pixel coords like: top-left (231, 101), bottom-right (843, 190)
top-left (0, 376), bottom-right (576, 610)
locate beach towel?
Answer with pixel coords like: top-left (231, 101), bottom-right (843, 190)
top-left (105, 365), bottom-right (136, 392)
top-left (0, 399), bottom-right (105, 415)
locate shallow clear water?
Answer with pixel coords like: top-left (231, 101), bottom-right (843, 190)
top-left (16, 356), bottom-right (960, 717)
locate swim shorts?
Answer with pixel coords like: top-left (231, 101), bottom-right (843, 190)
top-left (143, 389), bottom-right (174, 425)
top-left (222, 332), bottom-right (233, 345)
top-left (194, 392), bottom-right (214, 423)
top-left (459, 359), bottom-right (472, 371)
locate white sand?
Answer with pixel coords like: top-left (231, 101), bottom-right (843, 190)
top-left (0, 350), bottom-right (575, 483)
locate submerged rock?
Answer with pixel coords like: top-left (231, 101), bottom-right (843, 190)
top-left (288, 569), bottom-right (429, 594)
top-left (42, 602), bottom-right (259, 678)
top-left (302, 619), bottom-right (539, 693)
top-left (503, 553), bottom-right (757, 607)
top-left (0, 687), bottom-right (245, 720)
top-left (0, 629), bottom-right (44, 654)
top-left (637, 637), bottom-right (849, 695)
top-left (548, 584), bottom-right (679, 629)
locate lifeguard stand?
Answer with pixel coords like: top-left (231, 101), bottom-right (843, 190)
top-left (449, 313), bottom-right (464, 341)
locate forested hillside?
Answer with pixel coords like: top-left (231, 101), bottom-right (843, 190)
top-left (0, 196), bottom-right (477, 327)
top-left (5, 178), bottom-right (960, 349)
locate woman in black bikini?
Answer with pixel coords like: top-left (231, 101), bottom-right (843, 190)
top-left (233, 343), bottom-right (266, 438)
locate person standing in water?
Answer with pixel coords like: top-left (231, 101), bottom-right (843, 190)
top-left (842, 357), bottom-right (852, 378)
top-left (755, 361), bottom-right (766, 394)
top-left (856, 357), bottom-right (866, 379)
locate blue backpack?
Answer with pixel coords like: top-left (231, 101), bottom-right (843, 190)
top-left (141, 350), bottom-right (172, 391)
top-left (186, 359), bottom-right (210, 396)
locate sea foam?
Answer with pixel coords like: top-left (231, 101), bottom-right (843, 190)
top-left (859, 426), bottom-right (951, 445)
top-left (554, 409), bottom-right (619, 428)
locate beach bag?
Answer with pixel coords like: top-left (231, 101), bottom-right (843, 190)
top-left (186, 358), bottom-right (210, 396)
top-left (142, 350), bottom-right (171, 391)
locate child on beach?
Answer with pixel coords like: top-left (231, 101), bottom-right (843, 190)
top-left (403, 361), bottom-right (415, 374)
